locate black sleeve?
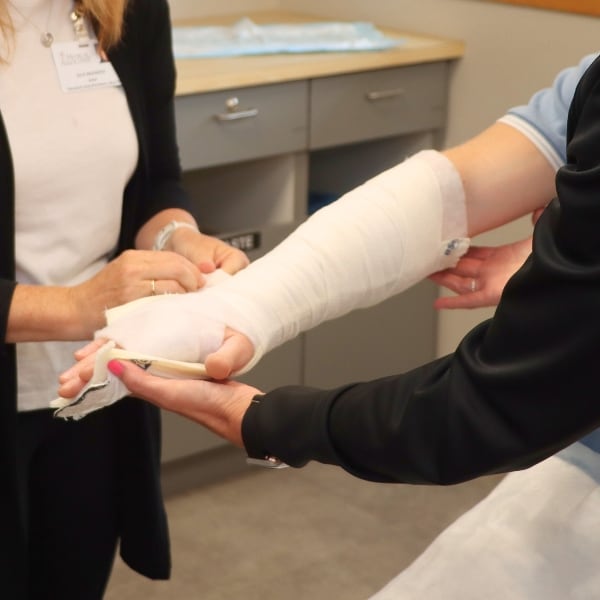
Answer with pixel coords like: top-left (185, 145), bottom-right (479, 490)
top-left (242, 56), bottom-right (600, 485)
top-left (111, 0), bottom-right (190, 237)
top-left (0, 281), bottom-right (17, 344)
top-left (138, 0), bottom-right (189, 221)
top-left (0, 113), bottom-right (17, 343)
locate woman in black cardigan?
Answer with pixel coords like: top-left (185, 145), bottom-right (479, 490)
top-left (0, 0), bottom-right (247, 598)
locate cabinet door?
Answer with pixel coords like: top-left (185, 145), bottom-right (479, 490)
top-left (175, 81), bottom-right (308, 170)
top-left (310, 62), bottom-right (448, 150)
top-left (303, 281), bottom-right (438, 389)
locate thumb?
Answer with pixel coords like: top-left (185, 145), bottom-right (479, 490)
top-left (204, 330), bottom-right (255, 380)
top-left (218, 251), bottom-right (251, 275)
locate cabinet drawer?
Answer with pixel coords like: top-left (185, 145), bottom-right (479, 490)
top-left (310, 62), bottom-right (448, 149)
top-left (175, 81), bottom-right (308, 170)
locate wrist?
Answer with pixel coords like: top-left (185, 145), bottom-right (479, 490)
top-left (66, 284), bottom-right (104, 339)
top-left (242, 394), bottom-right (288, 469)
top-left (8, 284), bottom-right (93, 342)
top-left (153, 220), bottom-right (199, 251)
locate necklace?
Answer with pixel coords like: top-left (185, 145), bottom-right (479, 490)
top-left (69, 3), bottom-right (88, 46)
top-left (8, 1), bottom-right (55, 47)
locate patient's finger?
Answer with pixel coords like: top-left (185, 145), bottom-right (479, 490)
top-left (59, 351), bottom-right (96, 383)
top-left (73, 338), bottom-right (107, 360)
top-left (57, 354), bottom-right (97, 399)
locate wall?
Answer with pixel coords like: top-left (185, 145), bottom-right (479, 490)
top-left (169, 0), bottom-right (600, 355)
top-left (168, 0), bottom-right (279, 21)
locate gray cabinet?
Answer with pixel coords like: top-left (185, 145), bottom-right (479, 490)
top-left (310, 63), bottom-right (448, 149)
top-left (162, 61), bottom-right (452, 462)
top-left (303, 283), bottom-right (438, 390)
top-left (176, 81), bottom-right (309, 170)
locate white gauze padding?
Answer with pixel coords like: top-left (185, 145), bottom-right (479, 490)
top-left (51, 340), bottom-right (132, 420)
top-left (205, 149), bottom-right (469, 366)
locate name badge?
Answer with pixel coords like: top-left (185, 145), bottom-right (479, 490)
top-left (51, 41), bottom-right (121, 92)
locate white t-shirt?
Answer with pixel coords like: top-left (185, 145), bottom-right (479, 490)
top-left (0, 0), bottom-right (138, 410)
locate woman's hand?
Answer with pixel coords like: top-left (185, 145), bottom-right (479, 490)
top-left (107, 358), bottom-right (259, 448)
top-left (68, 249), bottom-right (205, 336)
top-left (65, 229), bottom-right (249, 343)
top-left (8, 249), bottom-right (207, 343)
top-left (430, 237), bottom-right (533, 310)
top-left (166, 228), bottom-right (250, 275)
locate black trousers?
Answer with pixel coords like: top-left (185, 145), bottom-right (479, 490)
top-left (16, 408), bottom-right (119, 600)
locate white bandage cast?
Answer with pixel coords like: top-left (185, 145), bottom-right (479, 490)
top-left (214, 150), bottom-right (469, 364)
top-left (54, 150), bottom-right (469, 418)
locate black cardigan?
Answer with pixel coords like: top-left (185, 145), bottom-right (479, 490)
top-left (0, 0), bottom-right (190, 593)
top-left (243, 54), bottom-right (600, 486)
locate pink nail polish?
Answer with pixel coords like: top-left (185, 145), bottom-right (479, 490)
top-left (107, 360), bottom-right (124, 376)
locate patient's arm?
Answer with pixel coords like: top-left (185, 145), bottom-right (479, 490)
top-left (445, 123), bottom-right (555, 236)
top-left (57, 124), bottom-right (556, 407)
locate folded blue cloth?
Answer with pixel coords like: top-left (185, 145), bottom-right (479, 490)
top-left (173, 18), bottom-right (402, 59)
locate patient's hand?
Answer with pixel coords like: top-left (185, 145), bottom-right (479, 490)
top-left (108, 359), bottom-right (259, 449)
top-left (57, 327), bottom-right (255, 399)
top-left (57, 338), bottom-right (108, 399)
top-left (429, 237), bottom-right (532, 310)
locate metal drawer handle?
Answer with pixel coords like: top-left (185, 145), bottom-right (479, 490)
top-left (216, 108), bottom-right (259, 121)
top-left (215, 96), bottom-right (259, 122)
top-left (365, 88), bottom-right (406, 101)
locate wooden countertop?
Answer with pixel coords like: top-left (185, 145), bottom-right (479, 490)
top-left (174, 11), bottom-right (465, 96)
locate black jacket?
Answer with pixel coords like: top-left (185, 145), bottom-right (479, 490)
top-left (0, 0), bottom-right (189, 593)
top-left (243, 54), bottom-right (600, 486)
